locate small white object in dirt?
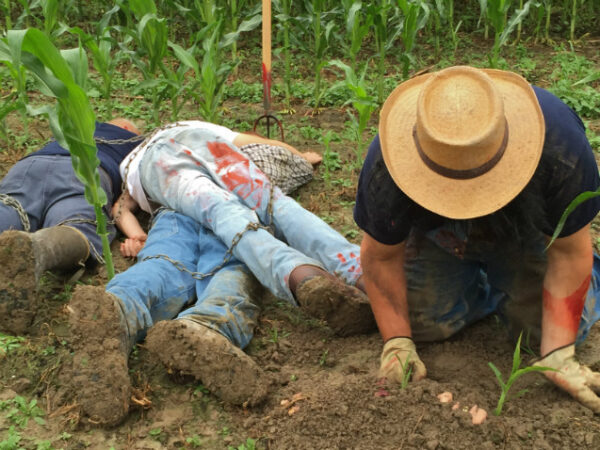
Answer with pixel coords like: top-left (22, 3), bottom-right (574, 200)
top-left (437, 392), bottom-right (453, 403)
top-left (469, 405), bottom-right (488, 425)
top-left (452, 402), bottom-right (460, 411)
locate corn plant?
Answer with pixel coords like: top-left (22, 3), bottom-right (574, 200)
top-left (69, 5), bottom-right (121, 117)
top-left (397, 0), bottom-right (430, 80)
top-left (164, 41), bottom-right (199, 121)
top-left (117, 0), bottom-right (168, 125)
top-left (370, 0), bottom-right (398, 103)
top-left (433, 0), bottom-right (461, 56)
top-left (340, 0), bottom-right (372, 72)
top-left (329, 60), bottom-right (377, 167)
top-left (488, 332), bottom-right (556, 415)
top-left (486, 0), bottom-right (534, 67)
top-left (194, 25), bottom-right (238, 123)
top-left (4, 28), bottom-right (116, 279)
top-left (273, 0), bottom-right (295, 113)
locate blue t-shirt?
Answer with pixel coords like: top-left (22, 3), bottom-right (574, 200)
top-left (354, 86), bottom-right (600, 245)
top-left (24, 122), bottom-right (141, 202)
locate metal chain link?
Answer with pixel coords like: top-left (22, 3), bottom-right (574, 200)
top-left (0, 194), bottom-right (31, 231)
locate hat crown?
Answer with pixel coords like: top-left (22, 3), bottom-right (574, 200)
top-left (415, 66), bottom-right (506, 172)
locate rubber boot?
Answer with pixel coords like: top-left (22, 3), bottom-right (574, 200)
top-left (0, 226), bottom-right (89, 335)
top-left (63, 285), bottom-right (132, 427)
top-left (146, 319), bottom-right (269, 406)
top-left (289, 265), bottom-right (377, 336)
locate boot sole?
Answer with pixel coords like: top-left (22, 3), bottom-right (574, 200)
top-left (295, 276), bottom-right (377, 336)
top-left (146, 320), bottom-right (268, 406)
top-left (65, 285), bottom-right (131, 426)
top-left (0, 231), bottom-right (37, 334)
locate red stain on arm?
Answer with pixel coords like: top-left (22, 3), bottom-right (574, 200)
top-left (543, 274), bottom-right (591, 333)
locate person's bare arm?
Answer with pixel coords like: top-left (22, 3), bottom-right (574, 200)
top-left (361, 233), bottom-right (427, 382)
top-left (233, 132), bottom-right (322, 165)
top-left (541, 224), bottom-right (594, 355)
top-left (112, 192), bottom-right (147, 257)
top-left (361, 233), bottom-right (412, 340)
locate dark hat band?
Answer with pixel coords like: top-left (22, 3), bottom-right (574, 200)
top-left (412, 121), bottom-right (509, 180)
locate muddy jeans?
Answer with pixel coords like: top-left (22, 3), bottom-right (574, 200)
top-left (138, 127), bottom-right (361, 304)
top-left (405, 222), bottom-right (600, 345)
top-left (107, 209), bottom-right (260, 349)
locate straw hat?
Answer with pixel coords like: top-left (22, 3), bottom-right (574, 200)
top-left (379, 66), bottom-right (545, 219)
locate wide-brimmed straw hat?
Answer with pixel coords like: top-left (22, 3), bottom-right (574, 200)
top-left (379, 65), bottom-right (545, 219)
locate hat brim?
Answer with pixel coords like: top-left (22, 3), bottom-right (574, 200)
top-left (379, 69), bottom-right (545, 219)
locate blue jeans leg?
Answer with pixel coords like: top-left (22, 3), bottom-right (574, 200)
top-left (107, 210), bottom-right (199, 344)
top-left (178, 227), bottom-right (260, 349)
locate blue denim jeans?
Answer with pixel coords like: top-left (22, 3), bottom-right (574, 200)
top-left (139, 127), bottom-right (361, 304)
top-left (0, 155), bottom-right (115, 263)
top-left (405, 222), bottom-right (600, 345)
top-left (107, 209), bottom-right (260, 349)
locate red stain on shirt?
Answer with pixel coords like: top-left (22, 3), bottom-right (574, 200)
top-left (543, 274), bottom-right (591, 333)
top-left (207, 141), bottom-right (265, 208)
top-left (337, 253), bottom-right (347, 263)
top-left (183, 149), bottom-right (192, 156)
top-left (348, 265), bottom-right (355, 272)
top-left (350, 252), bottom-right (356, 259)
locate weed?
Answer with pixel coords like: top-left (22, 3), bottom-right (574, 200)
top-left (267, 327), bottom-right (290, 344)
top-left (0, 426), bottom-right (21, 450)
top-left (290, 374), bottom-right (298, 382)
top-left (148, 428), bottom-right (162, 438)
top-left (228, 437), bottom-right (257, 450)
top-left (219, 426), bottom-right (231, 437)
top-left (488, 332), bottom-right (556, 415)
top-left (4, 396), bottom-right (46, 428)
top-left (193, 384), bottom-right (210, 396)
top-left (319, 349), bottom-right (329, 367)
top-left (186, 434), bottom-right (203, 448)
top-left (0, 334), bottom-right (25, 356)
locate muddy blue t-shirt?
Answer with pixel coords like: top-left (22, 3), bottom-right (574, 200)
top-left (24, 122), bottom-right (140, 202)
top-left (354, 86), bottom-right (600, 245)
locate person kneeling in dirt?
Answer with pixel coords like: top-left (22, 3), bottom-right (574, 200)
top-left (0, 119), bottom-right (141, 335)
top-left (115, 120), bottom-right (374, 335)
top-left (356, 66), bottom-right (600, 413)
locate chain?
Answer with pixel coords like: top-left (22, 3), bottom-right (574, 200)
top-left (0, 194), bottom-right (31, 231)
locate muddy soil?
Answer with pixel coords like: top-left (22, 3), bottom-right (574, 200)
top-left (1, 36), bottom-right (600, 449)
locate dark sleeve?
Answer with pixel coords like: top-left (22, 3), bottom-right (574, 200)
top-left (534, 86), bottom-right (600, 237)
top-left (354, 135), bottom-right (415, 245)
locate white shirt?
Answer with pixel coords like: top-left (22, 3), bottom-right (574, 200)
top-left (119, 121), bottom-right (239, 213)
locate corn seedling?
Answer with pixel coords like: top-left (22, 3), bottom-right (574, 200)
top-left (5, 28), bottom-right (117, 279)
top-left (433, 0), bottom-right (461, 55)
top-left (394, 352), bottom-right (414, 389)
top-left (273, 0), bottom-right (294, 112)
top-left (329, 60), bottom-right (377, 167)
top-left (370, 0), bottom-right (397, 103)
top-left (340, 0), bottom-right (372, 72)
top-left (488, 332), bottom-right (556, 415)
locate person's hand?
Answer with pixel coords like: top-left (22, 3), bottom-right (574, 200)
top-left (378, 337), bottom-right (427, 384)
top-left (533, 344), bottom-right (600, 413)
top-left (119, 235), bottom-right (147, 258)
top-left (302, 151), bottom-right (322, 166)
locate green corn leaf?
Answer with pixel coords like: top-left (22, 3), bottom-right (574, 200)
top-left (548, 190), bottom-right (600, 247)
top-left (488, 361), bottom-right (506, 389)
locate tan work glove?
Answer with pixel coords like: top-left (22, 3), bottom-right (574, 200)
top-left (378, 337), bottom-right (427, 384)
top-left (533, 344), bottom-right (600, 413)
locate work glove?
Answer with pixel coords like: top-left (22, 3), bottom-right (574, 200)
top-left (533, 344), bottom-right (600, 413)
top-left (378, 337), bottom-right (427, 384)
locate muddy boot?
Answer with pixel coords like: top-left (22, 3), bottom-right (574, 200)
top-left (65, 285), bottom-right (131, 427)
top-left (146, 319), bottom-right (268, 406)
top-left (290, 265), bottom-right (376, 337)
top-left (0, 227), bottom-right (89, 334)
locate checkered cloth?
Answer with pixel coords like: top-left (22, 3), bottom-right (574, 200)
top-left (239, 143), bottom-right (314, 194)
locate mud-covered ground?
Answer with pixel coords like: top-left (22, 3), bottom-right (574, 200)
top-left (1, 36), bottom-right (600, 449)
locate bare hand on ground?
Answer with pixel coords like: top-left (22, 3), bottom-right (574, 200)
top-left (378, 337), bottom-right (427, 384)
top-left (534, 344), bottom-right (600, 413)
top-left (120, 235), bottom-right (147, 258)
